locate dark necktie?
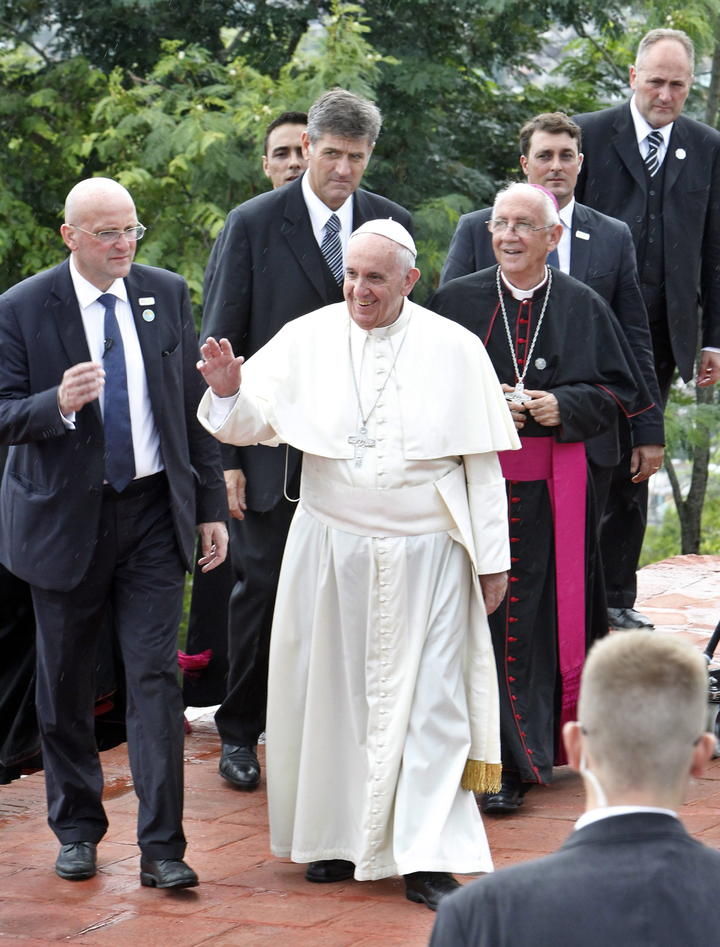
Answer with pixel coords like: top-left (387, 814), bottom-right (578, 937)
top-left (320, 213), bottom-right (343, 285)
top-left (644, 129), bottom-right (664, 177)
top-left (99, 293), bottom-right (136, 491)
top-left (547, 248), bottom-right (560, 268)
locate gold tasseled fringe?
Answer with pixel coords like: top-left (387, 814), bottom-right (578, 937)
top-left (461, 759), bottom-right (502, 794)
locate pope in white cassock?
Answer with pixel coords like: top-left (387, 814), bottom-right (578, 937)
top-left (196, 219), bottom-right (520, 911)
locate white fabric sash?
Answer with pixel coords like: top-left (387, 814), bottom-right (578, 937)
top-left (300, 469), bottom-right (457, 537)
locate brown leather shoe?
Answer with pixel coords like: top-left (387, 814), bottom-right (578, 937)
top-left (404, 871), bottom-right (460, 910)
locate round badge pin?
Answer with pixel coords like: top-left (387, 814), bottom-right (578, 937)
top-left (535, 357), bottom-right (547, 370)
top-left (142, 309), bottom-right (155, 322)
top-left (675, 148), bottom-right (686, 160)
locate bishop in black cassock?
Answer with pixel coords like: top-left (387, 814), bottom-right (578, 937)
top-left (429, 183), bottom-right (652, 805)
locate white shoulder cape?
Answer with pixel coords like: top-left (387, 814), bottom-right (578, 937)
top-left (209, 300), bottom-right (519, 460)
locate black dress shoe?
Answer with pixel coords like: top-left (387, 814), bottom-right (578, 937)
top-left (219, 744), bottom-right (260, 789)
top-left (481, 772), bottom-right (527, 814)
top-left (607, 607), bottom-right (654, 630)
top-left (305, 859), bottom-right (355, 883)
top-left (140, 857), bottom-right (199, 889)
top-left (55, 841), bottom-right (97, 880)
top-left (404, 871), bottom-right (460, 911)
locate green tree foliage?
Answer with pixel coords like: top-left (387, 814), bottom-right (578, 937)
top-left (0, 51), bottom-right (107, 287)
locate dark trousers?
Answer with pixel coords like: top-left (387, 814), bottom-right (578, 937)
top-left (214, 481), bottom-right (299, 748)
top-left (599, 310), bottom-right (676, 608)
top-left (31, 474), bottom-right (187, 858)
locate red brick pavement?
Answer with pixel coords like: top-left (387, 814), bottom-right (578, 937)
top-left (1, 555), bottom-right (719, 945)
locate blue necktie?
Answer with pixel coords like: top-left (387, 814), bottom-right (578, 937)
top-left (320, 213), bottom-right (344, 285)
top-left (99, 293), bottom-right (136, 492)
top-left (547, 248), bottom-right (560, 268)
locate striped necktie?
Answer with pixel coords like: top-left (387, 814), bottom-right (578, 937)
top-left (98, 293), bottom-right (136, 492)
top-left (644, 130), bottom-right (664, 177)
top-left (320, 213), bottom-right (343, 285)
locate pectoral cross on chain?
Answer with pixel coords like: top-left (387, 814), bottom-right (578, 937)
top-left (348, 426), bottom-right (376, 467)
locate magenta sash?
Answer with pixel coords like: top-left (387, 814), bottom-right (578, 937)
top-left (499, 437), bottom-right (587, 739)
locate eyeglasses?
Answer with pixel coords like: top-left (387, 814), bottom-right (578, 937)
top-left (487, 219), bottom-right (554, 235)
top-left (69, 223), bottom-right (147, 244)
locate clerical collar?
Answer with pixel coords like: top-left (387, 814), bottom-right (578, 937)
top-left (629, 95), bottom-right (673, 151)
top-left (349, 299), bottom-right (411, 339)
top-left (500, 268), bottom-right (549, 301)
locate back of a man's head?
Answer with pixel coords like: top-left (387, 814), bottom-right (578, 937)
top-left (579, 631), bottom-right (708, 798)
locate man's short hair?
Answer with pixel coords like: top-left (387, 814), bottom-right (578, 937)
top-left (493, 181), bottom-right (560, 228)
top-left (636, 28), bottom-right (695, 74)
top-left (579, 631), bottom-right (708, 795)
top-left (306, 89), bottom-right (382, 147)
top-left (263, 111), bottom-right (308, 155)
top-left (519, 112), bottom-right (582, 157)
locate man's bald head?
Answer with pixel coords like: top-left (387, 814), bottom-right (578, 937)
top-left (61, 178), bottom-right (140, 291)
top-left (64, 178), bottom-right (135, 229)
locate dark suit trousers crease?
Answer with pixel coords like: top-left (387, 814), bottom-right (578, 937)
top-left (31, 475), bottom-right (187, 858)
top-left (214, 477), bottom-right (299, 747)
top-left (600, 309), bottom-right (676, 607)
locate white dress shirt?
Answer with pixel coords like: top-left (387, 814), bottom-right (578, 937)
top-left (630, 95), bottom-right (673, 169)
top-left (575, 804), bottom-right (677, 831)
top-left (301, 171), bottom-right (354, 260)
top-left (67, 257), bottom-right (163, 479)
top-left (556, 199), bottom-right (574, 274)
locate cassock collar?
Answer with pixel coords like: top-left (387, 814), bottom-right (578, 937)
top-left (349, 300), bottom-right (411, 343)
top-left (500, 267), bottom-right (549, 301)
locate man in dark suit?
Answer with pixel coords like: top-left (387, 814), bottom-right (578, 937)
top-left (202, 88), bottom-right (412, 792)
top-left (0, 178), bottom-right (228, 887)
top-left (575, 29), bottom-right (720, 630)
top-left (183, 110), bottom-right (309, 709)
top-left (430, 630), bottom-right (720, 946)
top-left (440, 112), bottom-right (664, 527)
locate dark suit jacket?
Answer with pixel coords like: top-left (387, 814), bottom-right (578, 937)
top-left (0, 259), bottom-right (228, 591)
top-left (430, 813), bottom-right (720, 947)
top-left (439, 202), bottom-right (664, 463)
top-left (574, 102), bottom-right (720, 381)
top-left (201, 173), bottom-right (412, 510)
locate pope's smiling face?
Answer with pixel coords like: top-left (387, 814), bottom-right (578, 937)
top-left (343, 234), bottom-right (420, 331)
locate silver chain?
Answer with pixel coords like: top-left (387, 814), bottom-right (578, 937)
top-left (348, 314), bottom-right (412, 428)
top-left (495, 264), bottom-right (552, 386)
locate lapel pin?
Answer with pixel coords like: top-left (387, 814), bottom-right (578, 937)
top-left (675, 148), bottom-right (686, 160)
top-left (139, 296), bottom-right (155, 306)
top-left (575, 230), bottom-right (590, 241)
top-left (142, 309), bottom-right (155, 322)
top-left (535, 357), bottom-right (547, 370)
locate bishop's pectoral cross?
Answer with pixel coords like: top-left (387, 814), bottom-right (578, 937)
top-left (348, 425), bottom-right (376, 467)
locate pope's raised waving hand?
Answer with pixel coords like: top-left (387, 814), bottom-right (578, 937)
top-left (197, 336), bottom-right (245, 398)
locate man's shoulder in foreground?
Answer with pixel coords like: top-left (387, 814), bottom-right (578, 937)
top-left (431, 814), bottom-right (720, 947)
